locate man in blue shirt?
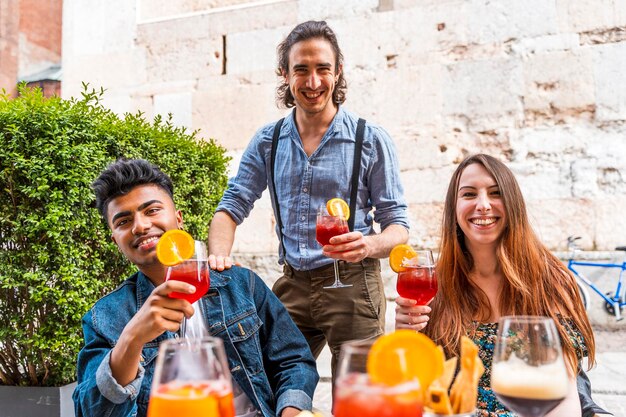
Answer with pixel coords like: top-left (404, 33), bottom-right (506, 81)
top-left (208, 21), bottom-right (409, 382)
top-left (73, 158), bottom-right (318, 417)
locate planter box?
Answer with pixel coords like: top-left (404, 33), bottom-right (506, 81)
top-left (0, 382), bottom-right (76, 417)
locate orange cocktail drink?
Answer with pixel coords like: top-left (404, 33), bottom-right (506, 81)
top-left (334, 373), bottom-right (422, 417)
top-left (149, 337), bottom-right (234, 417)
top-left (148, 380), bottom-right (234, 417)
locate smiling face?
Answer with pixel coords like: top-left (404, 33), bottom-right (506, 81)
top-left (107, 184), bottom-right (182, 279)
top-left (455, 163), bottom-right (507, 252)
top-left (283, 37), bottom-right (341, 119)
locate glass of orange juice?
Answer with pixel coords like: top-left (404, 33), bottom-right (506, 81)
top-left (334, 338), bottom-right (423, 417)
top-left (148, 337), bottom-right (235, 417)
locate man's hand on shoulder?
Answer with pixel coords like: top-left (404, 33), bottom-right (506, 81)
top-left (208, 254), bottom-right (234, 271)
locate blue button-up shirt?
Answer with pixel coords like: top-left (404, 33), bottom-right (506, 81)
top-left (217, 107), bottom-right (409, 270)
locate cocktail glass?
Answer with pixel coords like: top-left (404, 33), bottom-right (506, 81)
top-left (148, 337), bottom-right (234, 417)
top-left (491, 316), bottom-right (569, 417)
top-left (316, 204), bottom-right (352, 289)
top-left (165, 240), bottom-right (210, 337)
top-left (396, 249), bottom-right (437, 305)
top-left (334, 338), bottom-right (423, 417)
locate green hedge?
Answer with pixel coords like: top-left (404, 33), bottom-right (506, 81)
top-left (0, 85), bottom-right (230, 386)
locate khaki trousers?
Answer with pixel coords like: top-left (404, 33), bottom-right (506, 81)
top-left (272, 258), bottom-right (386, 384)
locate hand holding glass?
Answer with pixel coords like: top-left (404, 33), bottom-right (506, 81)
top-left (316, 204), bottom-right (351, 289)
top-left (148, 337), bottom-right (235, 417)
top-left (396, 249), bottom-right (437, 305)
top-left (491, 316), bottom-right (569, 417)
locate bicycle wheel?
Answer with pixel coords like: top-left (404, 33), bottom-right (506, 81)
top-left (577, 280), bottom-right (590, 311)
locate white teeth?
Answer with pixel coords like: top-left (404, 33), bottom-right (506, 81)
top-left (138, 236), bottom-right (158, 246)
top-left (304, 91), bottom-right (321, 98)
top-left (471, 218), bottom-right (496, 226)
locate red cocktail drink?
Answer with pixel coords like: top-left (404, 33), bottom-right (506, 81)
top-left (166, 260), bottom-right (209, 304)
top-left (316, 216), bottom-right (349, 246)
top-left (334, 373), bottom-right (422, 417)
top-left (397, 266), bottom-right (437, 305)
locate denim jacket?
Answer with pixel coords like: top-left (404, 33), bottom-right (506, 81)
top-left (73, 266), bottom-right (319, 417)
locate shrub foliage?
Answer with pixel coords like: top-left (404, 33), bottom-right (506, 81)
top-left (0, 85), bottom-right (230, 386)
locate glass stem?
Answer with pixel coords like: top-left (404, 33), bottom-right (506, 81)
top-left (178, 317), bottom-right (187, 338)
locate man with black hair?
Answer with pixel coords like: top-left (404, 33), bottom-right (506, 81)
top-left (73, 158), bottom-right (318, 417)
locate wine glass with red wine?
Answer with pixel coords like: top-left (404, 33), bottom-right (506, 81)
top-left (395, 249), bottom-right (436, 305)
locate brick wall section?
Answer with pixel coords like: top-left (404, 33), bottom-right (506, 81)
top-left (62, 0), bottom-right (626, 275)
top-left (0, 0), bottom-right (20, 95)
top-left (0, 0), bottom-right (62, 95)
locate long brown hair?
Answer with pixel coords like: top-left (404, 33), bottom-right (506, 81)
top-left (425, 154), bottom-right (595, 372)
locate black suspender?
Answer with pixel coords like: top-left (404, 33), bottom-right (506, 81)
top-left (270, 117), bottom-right (366, 254)
top-left (270, 118), bottom-right (286, 255)
top-left (349, 118), bottom-right (366, 232)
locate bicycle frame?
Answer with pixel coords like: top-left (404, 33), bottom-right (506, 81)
top-left (567, 258), bottom-right (626, 321)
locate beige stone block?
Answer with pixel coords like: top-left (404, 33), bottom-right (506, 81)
top-left (512, 162), bottom-right (572, 201)
top-left (347, 63), bottom-right (444, 132)
top-left (527, 198), bottom-right (595, 250)
top-left (137, 20), bottom-right (223, 82)
top-left (395, 0), bottom-right (470, 52)
top-left (393, 127), bottom-right (450, 171)
top-left (571, 158), bottom-right (601, 197)
top-left (516, 126), bottom-right (587, 160)
top-left (227, 27), bottom-right (286, 75)
top-left (192, 79), bottom-right (285, 151)
top-left (331, 11), bottom-right (396, 71)
top-left (523, 49), bottom-right (595, 120)
top-left (443, 57), bottom-right (524, 126)
top-left (402, 167), bottom-right (451, 205)
top-left (407, 202), bottom-right (444, 250)
top-left (595, 195), bottom-right (626, 250)
top-left (297, 0), bottom-right (377, 22)
top-left (62, 51), bottom-right (146, 100)
top-left (593, 42), bottom-right (626, 122)
top-left (142, 1), bottom-right (298, 36)
top-left (511, 33), bottom-right (580, 57)
top-left (231, 193), bottom-right (278, 254)
top-left (153, 92), bottom-right (193, 129)
top-left (137, 0), bottom-right (255, 22)
top-left (467, 0), bottom-right (557, 44)
top-left (556, 0), bottom-right (626, 33)
top-left (63, 0), bottom-right (136, 56)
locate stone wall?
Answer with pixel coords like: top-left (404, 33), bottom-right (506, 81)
top-left (62, 0), bottom-right (626, 279)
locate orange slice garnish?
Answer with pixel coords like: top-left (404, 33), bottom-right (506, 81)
top-left (389, 244), bottom-right (417, 273)
top-left (326, 198), bottom-right (350, 220)
top-left (156, 229), bottom-right (195, 266)
top-left (367, 330), bottom-right (443, 390)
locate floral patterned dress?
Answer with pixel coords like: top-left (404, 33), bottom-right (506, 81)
top-left (468, 319), bottom-right (587, 417)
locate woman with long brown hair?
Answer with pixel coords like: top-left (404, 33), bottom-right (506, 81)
top-left (396, 154), bottom-right (596, 416)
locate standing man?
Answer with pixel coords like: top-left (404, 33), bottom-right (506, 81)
top-left (208, 21), bottom-right (409, 379)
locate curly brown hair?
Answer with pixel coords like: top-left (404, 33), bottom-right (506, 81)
top-left (275, 20), bottom-right (347, 108)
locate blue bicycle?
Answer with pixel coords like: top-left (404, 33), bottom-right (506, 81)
top-left (566, 236), bottom-right (626, 321)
